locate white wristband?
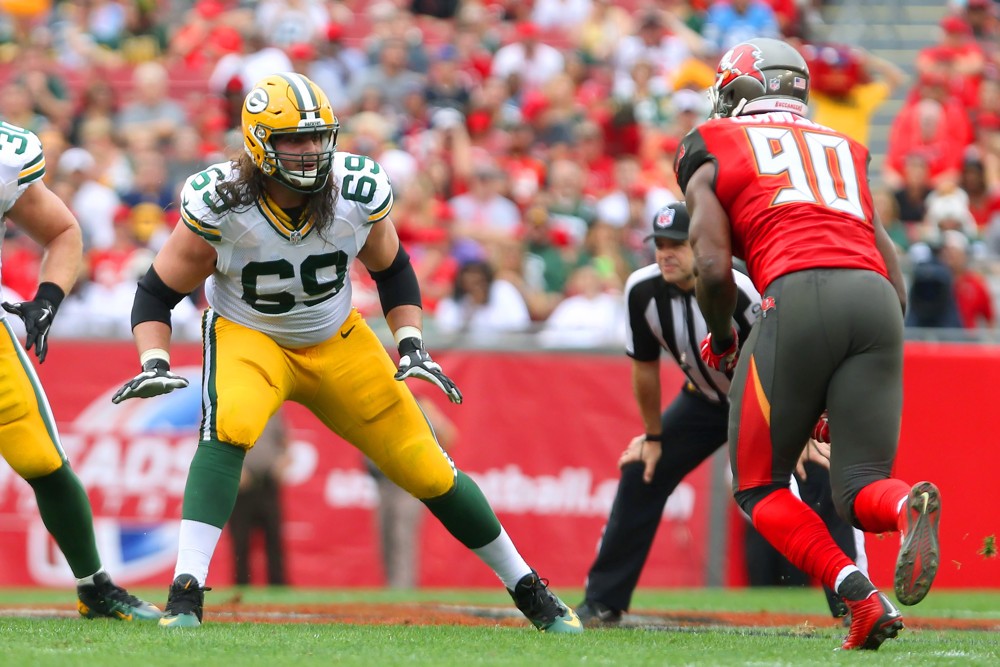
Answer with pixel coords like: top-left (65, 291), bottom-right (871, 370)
top-left (393, 326), bottom-right (423, 346)
top-left (140, 348), bottom-right (170, 367)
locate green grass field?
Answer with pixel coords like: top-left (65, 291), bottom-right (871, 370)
top-left (0, 587), bottom-right (997, 666)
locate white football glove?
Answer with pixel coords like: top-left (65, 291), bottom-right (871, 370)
top-left (112, 359), bottom-right (189, 404)
top-left (394, 337), bottom-right (463, 404)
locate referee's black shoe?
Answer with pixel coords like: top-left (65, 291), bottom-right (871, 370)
top-left (576, 600), bottom-right (622, 628)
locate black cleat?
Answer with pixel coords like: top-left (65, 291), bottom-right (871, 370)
top-left (895, 481), bottom-right (942, 606)
top-left (575, 600), bottom-right (623, 628)
top-left (507, 572), bottom-right (583, 634)
top-left (159, 574), bottom-right (210, 628)
top-left (77, 571), bottom-right (162, 621)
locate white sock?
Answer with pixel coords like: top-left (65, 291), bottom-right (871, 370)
top-left (834, 565), bottom-right (860, 592)
top-left (471, 527), bottom-right (533, 589)
top-left (76, 568), bottom-right (106, 587)
top-left (174, 519), bottom-right (223, 585)
top-left (853, 528), bottom-right (869, 578)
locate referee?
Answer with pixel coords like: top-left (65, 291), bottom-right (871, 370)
top-left (576, 202), bottom-right (858, 626)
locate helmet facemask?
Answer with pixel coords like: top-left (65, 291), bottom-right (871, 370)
top-left (253, 124), bottom-right (339, 193)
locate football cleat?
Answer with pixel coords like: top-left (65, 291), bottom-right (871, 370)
top-left (77, 571), bottom-right (162, 621)
top-left (508, 572), bottom-right (584, 634)
top-left (159, 574), bottom-right (210, 628)
top-left (841, 592), bottom-right (903, 650)
top-left (894, 481), bottom-right (942, 606)
top-left (575, 600), bottom-right (623, 628)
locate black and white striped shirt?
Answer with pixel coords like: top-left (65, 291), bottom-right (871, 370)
top-left (624, 264), bottom-right (761, 404)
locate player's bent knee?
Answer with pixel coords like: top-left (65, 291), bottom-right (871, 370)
top-left (836, 473), bottom-right (884, 526)
top-left (215, 407), bottom-right (270, 449)
top-left (734, 483), bottom-right (786, 517)
top-left (2, 423), bottom-right (64, 479)
top-left (11, 450), bottom-right (64, 480)
top-left (381, 442), bottom-right (455, 500)
top-left (837, 487), bottom-right (863, 526)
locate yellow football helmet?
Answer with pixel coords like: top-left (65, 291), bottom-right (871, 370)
top-left (242, 72), bottom-right (339, 192)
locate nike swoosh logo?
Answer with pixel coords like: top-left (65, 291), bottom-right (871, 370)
top-left (920, 492), bottom-right (929, 514)
top-left (340, 325), bottom-right (356, 339)
top-left (115, 611), bottom-right (133, 621)
top-left (159, 616), bottom-right (183, 626)
top-left (563, 613), bottom-right (583, 629)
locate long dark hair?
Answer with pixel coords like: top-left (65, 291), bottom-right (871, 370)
top-left (216, 152), bottom-right (338, 238)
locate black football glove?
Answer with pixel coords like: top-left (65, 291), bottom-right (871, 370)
top-left (111, 358), bottom-right (189, 404)
top-left (2, 282), bottom-right (64, 363)
top-left (394, 336), bottom-right (463, 404)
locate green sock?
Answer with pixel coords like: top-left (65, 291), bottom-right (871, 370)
top-left (422, 470), bottom-right (501, 549)
top-left (27, 464), bottom-right (101, 579)
top-left (181, 439), bottom-right (246, 528)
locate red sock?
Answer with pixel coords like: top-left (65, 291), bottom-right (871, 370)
top-left (751, 488), bottom-right (855, 591)
top-left (853, 479), bottom-right (911, 533)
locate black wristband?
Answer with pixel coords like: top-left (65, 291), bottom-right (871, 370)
top-left (398, 336), bottom-right (424, 355)
top-left (142, 358), bottom-right (170, 373)
top-left (644, 433), bottom-right (662, 443)
top-left (35, 282), bottom-right (65, 312)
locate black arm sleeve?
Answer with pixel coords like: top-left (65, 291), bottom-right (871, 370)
top-left (367, 244), bottom-right (422, 316)
top-left (131, 266), bottom-right (189, 330)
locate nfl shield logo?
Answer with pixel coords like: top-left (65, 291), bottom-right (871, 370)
top-left (655, 207), bottom-right (676, 229)
top-left (769, 77), bottom-right (781, 92)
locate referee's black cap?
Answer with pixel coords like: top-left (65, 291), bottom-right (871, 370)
top-left (644, 201), bottom-right (690, 242)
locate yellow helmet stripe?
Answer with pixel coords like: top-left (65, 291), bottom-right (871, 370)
top-left (278, 72), bottom-right (319, 122)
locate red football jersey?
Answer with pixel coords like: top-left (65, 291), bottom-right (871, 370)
top-left (675, 111), bottom-right (888, 292)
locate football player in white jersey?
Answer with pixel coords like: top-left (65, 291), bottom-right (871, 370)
top-left (111, 73), bottom-right (582, 633)
top-left (0, 121), bottom-right (161, 620)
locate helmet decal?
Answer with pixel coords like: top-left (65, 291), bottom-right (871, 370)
top-left (245, 88), bottom-right (269, 113)
top-left (717, 43), bottom-right (765, 89)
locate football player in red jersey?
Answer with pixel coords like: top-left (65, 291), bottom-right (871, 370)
top-left (675, 38), bottom-right (943, 651)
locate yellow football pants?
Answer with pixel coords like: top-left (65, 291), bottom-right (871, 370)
top-left (0, 319), bottom-right (65, 479)
top-left (200, 308), bottom-right (455, 499)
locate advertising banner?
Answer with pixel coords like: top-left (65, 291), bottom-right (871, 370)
top-left (1, 341), bottom-right (994, 590)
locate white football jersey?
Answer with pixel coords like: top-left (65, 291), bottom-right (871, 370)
top-left (0, 121), bottom-right (46, 309)
top-left (179, 151), bottom-right (394, 348)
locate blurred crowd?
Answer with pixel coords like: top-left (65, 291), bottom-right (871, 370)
top-left (0, 0), bottom-right (997, 346)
